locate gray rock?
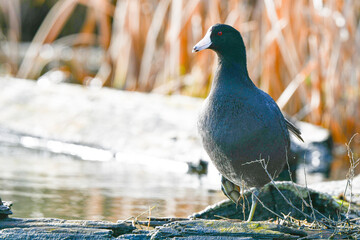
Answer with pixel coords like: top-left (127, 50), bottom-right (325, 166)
top-left (0, 227), bottom-right (114, 240)
top-left (117, 233), bottom-right (151, 240)
top-left (0, 77), bottom-right (333, 180)
top-left (116, 229), bottom-right (152, 239)
top-left (173, 237), bottom-right (254, 240)
top-left (289, 120), bottom-right (333, 180)
top-left (190, 181), bottom-right (349, 222)
top-left (150, 220), bottom-right (306, 239)
top-left (0, 199), bottom-right (12, 219)
top-left (309, 175), bottom-right (360, 204)
top-left (0, 218), bottom-right (135, 237)
top-left (0, 77), bottom-right (202, 164)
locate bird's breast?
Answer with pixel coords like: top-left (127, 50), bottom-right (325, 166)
top-left (197, 92), bottom-right (289, 187)
top-left (198, 94), bottom-right (267, 151)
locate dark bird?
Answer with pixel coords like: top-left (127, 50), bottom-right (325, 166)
top-left (193, 24), bottom-right (303, 221)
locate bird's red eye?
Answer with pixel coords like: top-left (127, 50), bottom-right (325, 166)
top-left (217, 31), bottom-right (222, 36)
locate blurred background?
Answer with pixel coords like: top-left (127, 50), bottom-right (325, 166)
top-left (0, 0), bottom-right (359, 221)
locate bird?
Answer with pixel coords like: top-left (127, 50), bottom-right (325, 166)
top-left (192, 24), bottom-right (303, 221)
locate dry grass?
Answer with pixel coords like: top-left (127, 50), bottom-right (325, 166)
top-left (344, 133), bottom-right (360, 218)
top-left (0, 0), bottom-right (359, 146)
top-left (251, 138), bottom-right (360, 238)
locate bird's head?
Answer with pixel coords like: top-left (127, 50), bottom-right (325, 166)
top-left (192, 24), bottom-right (247, 63)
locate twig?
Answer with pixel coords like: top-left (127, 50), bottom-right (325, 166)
top-left (119, 206), bottom-right (156, 229)
top-left (344, 133), bottom-right (359, 219)
top-left (256, 156), bottom-right (333, 228)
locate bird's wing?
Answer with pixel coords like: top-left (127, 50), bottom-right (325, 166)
top-left (256, 90), bottom-right (300, 144)
top-left (285, 118), bottom-right (304, 142)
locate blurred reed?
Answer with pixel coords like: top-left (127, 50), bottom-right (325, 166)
top-left (0, 0), bottom-right (359, 147)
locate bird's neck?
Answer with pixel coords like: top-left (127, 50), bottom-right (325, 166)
top-left (211, 55), bottom-right (255, 92)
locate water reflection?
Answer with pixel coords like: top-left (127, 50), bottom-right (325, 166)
top-left (0, 146), bottom-right (225, 221)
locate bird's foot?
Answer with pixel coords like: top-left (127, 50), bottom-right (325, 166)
top-left (246, 190), bottom-right (259, 222)
top-left (221, 176), bottom-right (241, 205)
top-left (221, 177), bottom-right (260, 222)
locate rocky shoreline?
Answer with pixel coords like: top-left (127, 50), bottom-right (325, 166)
top-left (0, 78), bottom-right (359, 239)
top-left (1, 181), bottom-right (360, 239)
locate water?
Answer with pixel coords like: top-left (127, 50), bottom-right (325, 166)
top-left (0, 146), bottom-right (225, 222)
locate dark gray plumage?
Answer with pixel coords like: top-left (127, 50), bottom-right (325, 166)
top-left (193, 24), bottom-right (303, 220)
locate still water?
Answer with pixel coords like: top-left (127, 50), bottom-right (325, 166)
top-left (0, 146), bottom-right (225, 222)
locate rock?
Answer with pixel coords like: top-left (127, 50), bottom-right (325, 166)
top-left (0, 77), bottom-right (333, 182)
top-left (190, 182), bottom-right (349, 222)
top-left (122, 217), bottom-right (190, 228)
top-left (291, 121), bottom-right (333, 176)
top-left (0, 227), bottom-right (114, 240)
top-left (0, 77), bottom-right (201, 165)
top-left (117, 231), bottom-right (151, 240)
top-left (187, 159), bottom-right (208, 175)
top-left (309, 174), bottom-right (360, 204)
top-left (0, 218), bottom-right (135, 238)
top-left (0, 199), bottom-right (12, 219)
top-left (276, 119), bottom-right (333, 183)
top-left (149, 220), bottom-right (307, 239)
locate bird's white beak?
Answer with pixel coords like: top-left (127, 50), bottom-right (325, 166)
top-left (192, 27), bottom-right (212, 53)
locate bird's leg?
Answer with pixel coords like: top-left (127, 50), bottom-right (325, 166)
top-left (221, 176), bottom-right (241, 205)
top-left (247, 189), bottom-right (259, 222)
